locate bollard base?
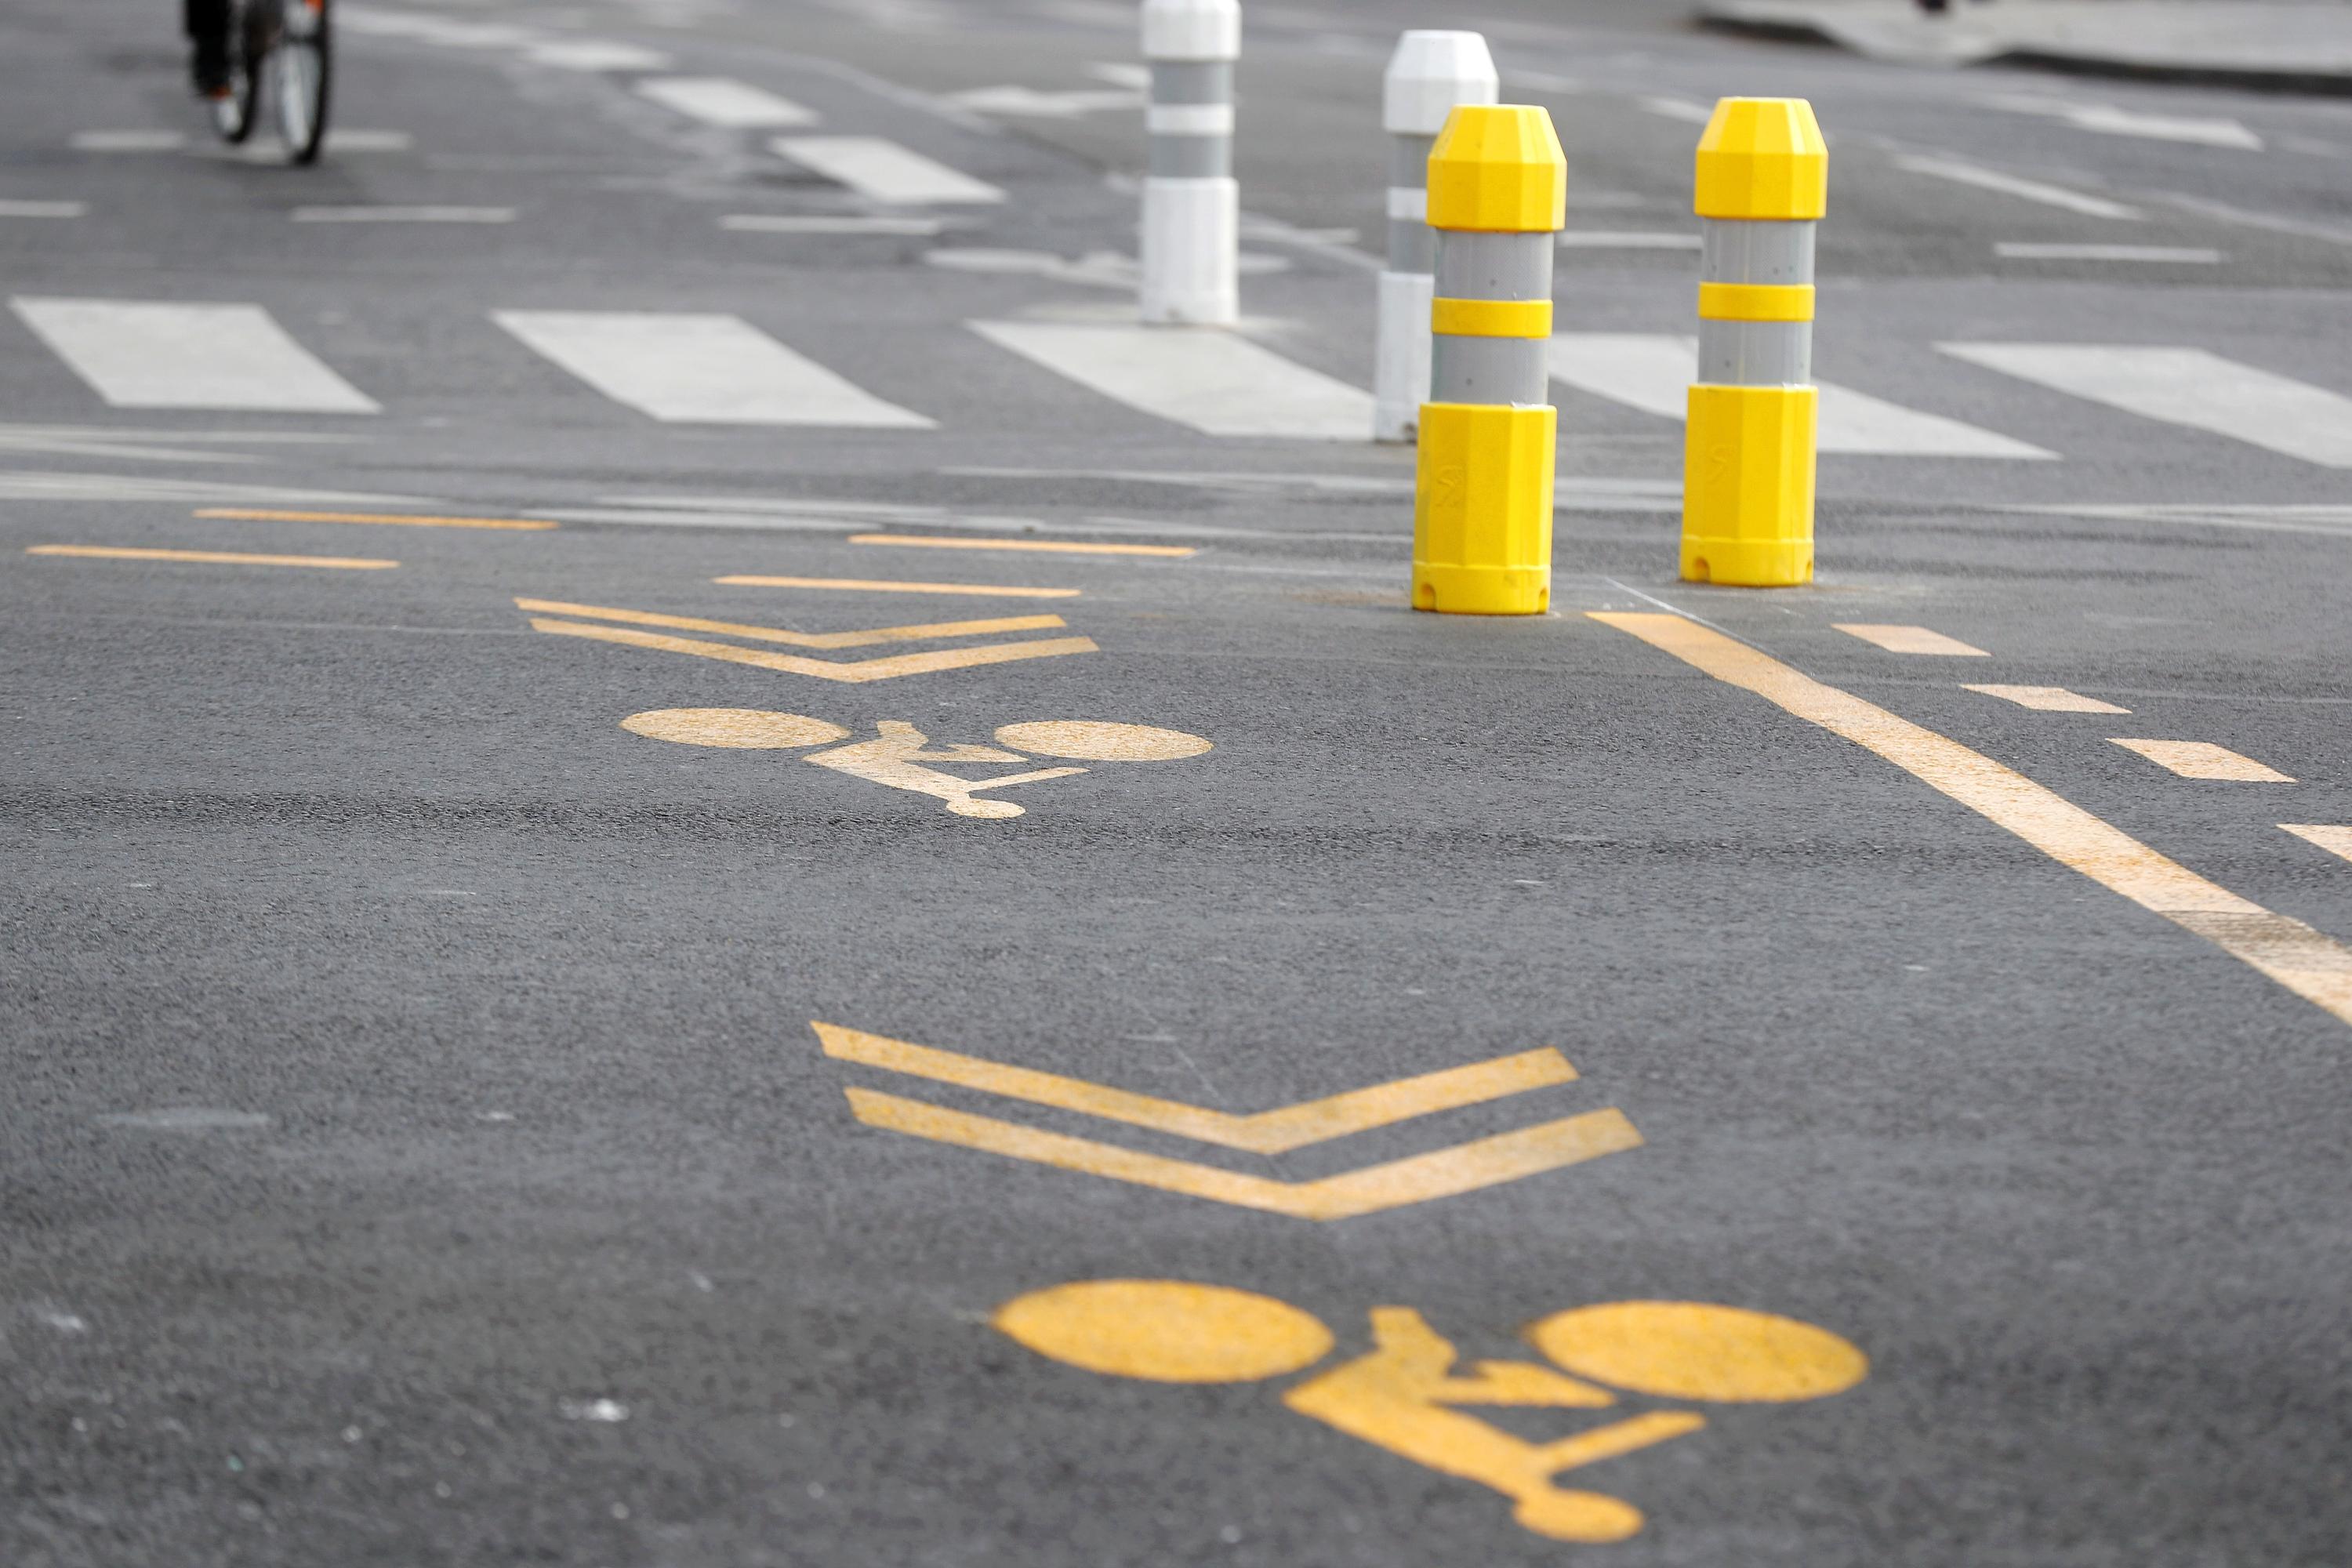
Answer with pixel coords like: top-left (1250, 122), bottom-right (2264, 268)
top-left (1412, 401), bottom-right (1555, 615)
top-left (1141, 176), bottom-right (1240, 326)
top-left (1373, 270), bottom-right (1436, 444)
top-left (1680, 383), bottom-right (1817, 587)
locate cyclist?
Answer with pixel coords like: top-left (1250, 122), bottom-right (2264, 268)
top-left (185, 0), bottom-right (230, 98)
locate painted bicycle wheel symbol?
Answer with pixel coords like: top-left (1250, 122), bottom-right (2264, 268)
top-left (994, 1279), bottom-right (1867, 1544)
top-left (621, 709), bottom-right (1212, 818)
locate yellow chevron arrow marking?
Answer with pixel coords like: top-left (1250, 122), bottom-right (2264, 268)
top-left (813, 1022), bottom-right (1580, 1153)
top-left (514, 597), bottom-right (1067, 649)
top-left (528, 618), bottom-right (1098, 682)
top-left (844, 1089), bottom-right (1643, 1221)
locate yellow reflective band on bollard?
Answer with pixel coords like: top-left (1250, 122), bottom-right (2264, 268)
top-left (1681, 384), bottom-right (1817, 587)
top-left (1694, 98), bottom-right (1827, 220)
top-left (1414, 402), bottom-right (1556, 615)
top-left (1696, 282), bottom-right (1814, 322)
top-left (1427, 105), bottom-right (1567, 233)
top-left (1430, 296), bottom-right (1554, 338)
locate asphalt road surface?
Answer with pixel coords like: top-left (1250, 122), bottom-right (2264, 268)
top-left (5, 2), bottom-right (2351, 1565)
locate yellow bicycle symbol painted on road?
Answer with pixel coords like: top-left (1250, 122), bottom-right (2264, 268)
top-left (995, 1279), bottom-right (1866, 1544)
top-left (622, 709), bottom-right (1212, 818)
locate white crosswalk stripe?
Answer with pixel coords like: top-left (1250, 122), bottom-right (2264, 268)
top-left (10, 298), bottom-right (380, 413)
top-left (1940, 344), bottom-right (2352, 468)
top-left (771, 136), bottom-right (1005, 204)
top-left (971, 322), bottom-right (1375, 439)
top-left (636, 77), bottom-right (818, 129)
top-left (493, 310), bottom-right (934, 428)
top-left (1547, 334), bottom-right (2053, 459)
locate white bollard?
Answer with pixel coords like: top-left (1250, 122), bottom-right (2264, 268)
top-left (1374, 31), bottom-right (1498, 444)
top-left (1141, 0), bottom-right (1241, 325)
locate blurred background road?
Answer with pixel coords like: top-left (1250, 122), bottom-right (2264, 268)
top-left (4, 2), bottom-right (2350, 1565)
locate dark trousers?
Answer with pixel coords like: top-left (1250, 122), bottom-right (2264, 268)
top-left (185, 0), bottom-right (229, 42)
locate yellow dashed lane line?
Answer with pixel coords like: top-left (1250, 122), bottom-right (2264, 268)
top-left (1595, 612), bottom-right (2352, 1029)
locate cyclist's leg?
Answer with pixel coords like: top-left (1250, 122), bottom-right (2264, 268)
top-left (186, 0), bottom-right (232, 95)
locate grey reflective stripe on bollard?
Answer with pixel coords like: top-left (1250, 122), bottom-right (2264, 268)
top-left (1388, 134), bottom-right (1437, 274)
top-left (1149, 62), bottom-right (1234, 180)
top-left (1697, 219), bottom-right (1816, 386)
top-left (1431, 230), bottom-right (1553, 406)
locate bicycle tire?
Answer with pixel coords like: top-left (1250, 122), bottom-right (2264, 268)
top-left (274, 0), bottom-right (332, 165)
top-left (212, 0), bottom-right (264, 145)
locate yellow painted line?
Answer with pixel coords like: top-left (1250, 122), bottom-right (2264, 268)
top-left (715, 575), bottom-right (1080, 599)
top-left (513, 597), bottom-right (1064, 650)
top-left (844, 1087), bottom-right (1642, 1221)
top-left (26, 544), bottom-right (396, 570)
top-left (2111, 739), bottom-right (2295, 782)
top-left (194, 507), bottom-right (556, 532)
top-left (813, 1022), bottom-right (1578, 1155)
top-left (1965, 684), bottom-right (2130, 714)
top-left (851, 534), bottom-right (1196, 558)
top-left (1594, 612), bottom-right (2352, 1029)
top-left (1833, 623), bottom-right (1990, 657)
top-left (2282, 824), bottom-right (2352, 864)
top-left (528, 617), bottom-right (1097, 683)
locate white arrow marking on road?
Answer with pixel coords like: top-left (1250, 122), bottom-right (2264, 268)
top-left (1546, 334), bottom-right (2054, 459)
top-left (11, 299), bottom-right (379, 414)
top-left (1940, 343), bottom-right (2352, 468)
top-left (1892, 154), bottom-right (2143, 221)
top-left (973, 321), bottom-right (1375, 440)
top-left (495, 310), bottom-right (934, 428)
top-left (772, 136), bottom-right (1006, 204)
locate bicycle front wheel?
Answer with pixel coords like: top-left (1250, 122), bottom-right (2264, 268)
top-left (274, 0), bottom-right (332, 165)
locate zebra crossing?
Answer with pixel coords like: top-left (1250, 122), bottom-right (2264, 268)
top-left (8, 294), bottom-right (2352, 469)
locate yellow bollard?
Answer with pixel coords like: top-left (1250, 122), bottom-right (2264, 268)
top-left (1412, 104), bottom-right (1566, 616)
top-left (1680, 97), bottom-right (1828, 588)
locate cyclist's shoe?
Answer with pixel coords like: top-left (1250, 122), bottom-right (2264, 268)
top-left (191, 35), bottom-right (232, 97)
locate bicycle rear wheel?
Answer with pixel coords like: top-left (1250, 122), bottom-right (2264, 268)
top-left (273, 0), bottom-right (332, 165)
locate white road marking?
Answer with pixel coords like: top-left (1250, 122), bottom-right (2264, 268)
top-left (96, 1109), bottom-right (272, 1131)
top-left (71, 130), bottom-right (187, 151)
top-left (1987, 95), bottom-right (2265, 152)
top-left (292, 205), bottom-right (516, 223)
top-left (1087, 62), bottom-right (1150, 89)
top-left (772, 136), bottom-right (1004, 204)
top-left (1995, 243), bottom-right (2221, 263)
top-left (2005, 502), bottom-right (2352, 538)
top-left (1557, 230), bottom-right (1697, 249)
top-left (0, 471), bottom-right (426, 506)
top-left (971, 321), bottom-right (1374, 439)
top-left (1939, 343), bottom-right (2352, 468)
top-left (1639, 96), bottom-right (1715, 125)
top-left (0, 200), bottom-right (86, 218)
top-left (1892, 154), bottom-right (2143, 220)
top-left (948, 85), bottom-right (1139, 118)
top-left (1547, 334), bottom-right (2054, 459)
top-left (320, 130), bottom-right (414, 151)
top-left (524, 39), bottom-right (673, 71)
top-left (637, 76), bottom-right (818, 128)
top-left (494, 310), bottom-right (933, 427)
top-left (722, 214), bottom-right (943, 235)
top-left (10, 299), bottom-right (379, 413)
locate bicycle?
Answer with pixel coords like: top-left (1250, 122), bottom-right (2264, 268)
top-left (212, 0), bottom-right (332, 165)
